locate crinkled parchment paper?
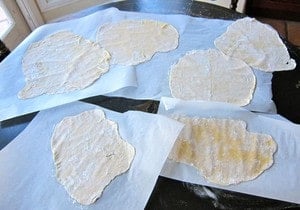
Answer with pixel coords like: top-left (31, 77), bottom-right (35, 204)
top-left (159, 97), bottom-right (300, 204)
top-left (0, 8), bottom-right (275, 121)
top-left (0, 101), bottom-right (183, 210)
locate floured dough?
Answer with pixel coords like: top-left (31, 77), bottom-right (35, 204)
top-left (19, 31), bottom-right (111, 99)
top-left (96, 19), bottom-right (179, 65)
top-left (169, 49), bottom-right (256, 106)
top-left (51, 109), bottom-right (135, 205)
top-left (169, 116), bottom-right (277, 185)
top-left (214, 17), bottom-right (296, 72)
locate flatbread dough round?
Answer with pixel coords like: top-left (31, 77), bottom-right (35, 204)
top-left (214, 17), bottom-right (296, 72)
top-left (51, 109), bottom-right (135, 205)
top-left (169, 49), bottom-right (256, 106)
top-left (96, 19), bottom-right (179, 65)
top-left (19, 31), bottom-right (111, 99)
top-left (169, 116), bottom-right (277, 185)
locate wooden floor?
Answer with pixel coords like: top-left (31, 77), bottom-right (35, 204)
top-left (256, 17), bottom-right (300, 49)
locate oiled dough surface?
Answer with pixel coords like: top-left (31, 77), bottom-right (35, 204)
top-left (96, 19), bottom-right (179, 65)
top-left (169, 116), bottom-right (277, 185)
top-left (51, 109), bottom-right (135, 205)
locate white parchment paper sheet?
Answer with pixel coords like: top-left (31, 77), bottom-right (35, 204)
top-left (104, 9), bottom-right (275, 114)
top-left (0, 8), bottom-right (275, 121)
top-left (0, 101), bottom-right (183, 210)
top-left (159, 97), bottom-right (300, 204)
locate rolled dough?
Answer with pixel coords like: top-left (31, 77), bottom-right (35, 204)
top-left (19, 31), bottom-right (111, 99)
top-left (51, 109), bottom-right (135, 205)
top-left (96, 19), bottom-right (179, 65)
top-left (169, 116), bottom-right (277, 185)
top-left (214, 17), bottom-right (296, 72)
top-left (169, 49), bottom-right (256, 106)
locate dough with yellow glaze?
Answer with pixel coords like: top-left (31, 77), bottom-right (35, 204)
top-left (169, 116), bottom-right (277, 185)
top-left (19, 31), bottom-right (111, 99)
top-left (51, 109), bottom-right (135, 205)
top-left (214, 17), bottom-right (296, 72)
top-left (96, 19), bottom-right (179, 65)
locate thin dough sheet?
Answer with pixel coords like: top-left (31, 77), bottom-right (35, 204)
top-left (214, 17), bottom-right (296, 72)
top-left (169, 116), bottom-right (276, 186)
top-left (169, 49), bottom-right (256, 106)
top-left (19, 31), bottom-right (111, 99)
top-left (51, 109), bottom-right (135, 205)
top-left (96, 19), bottom-right (179, 65)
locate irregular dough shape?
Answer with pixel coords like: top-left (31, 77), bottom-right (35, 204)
top-left (51, 109), bottom-right (135, 205)
top-left (19, 31), bottom-right (111, 99)
top-left (214, 17), bottom-right (296, 72)
top-left (96, 19), bottom-right (179, 65)
top-left (169, 116), bottom-right (277, 185)
top-left (169, 49), bottom-right (256, 106)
